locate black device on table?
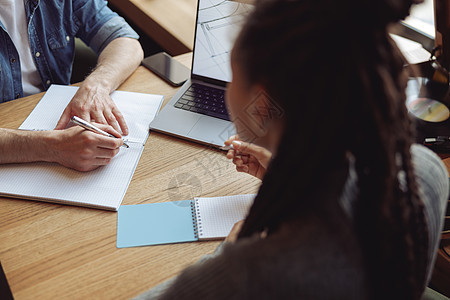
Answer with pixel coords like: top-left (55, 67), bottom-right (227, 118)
top-left (142, 52), bottom-right (190, 87)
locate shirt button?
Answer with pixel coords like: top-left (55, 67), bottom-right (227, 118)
top-left (35, 52), bottom-right (40, 57)
top-left (66, 36), bottom-right (70, 42)
top-left (15, 93), bottom-right (20, 99)
top-left (46, 80), bottom-right (51, 85)
top-left (11, 58), bottom-right (16, 63)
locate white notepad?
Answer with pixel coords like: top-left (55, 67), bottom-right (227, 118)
top-left (0, 85), bottom-right (164, 210)
top-left (117, 194), bottom-right (256, 247)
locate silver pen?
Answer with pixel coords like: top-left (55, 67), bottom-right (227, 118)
top-left (70, 115), bottom-right (130, 148)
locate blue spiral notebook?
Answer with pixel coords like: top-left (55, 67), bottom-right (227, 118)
top-left (116, 194), bottom-right (255, 248)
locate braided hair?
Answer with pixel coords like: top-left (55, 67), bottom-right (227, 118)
top-left (234, 0), bottom-right (428, 298)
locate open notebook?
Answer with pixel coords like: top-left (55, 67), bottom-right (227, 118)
top-left (116, 194), bottom-right (256, 247)
top-left (0, 85), bottom-right (163, 210)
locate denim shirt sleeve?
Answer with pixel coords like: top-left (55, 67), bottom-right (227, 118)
top-left (72, 0), bottom-right (139, 55)
top-left (16, 0), bottom-right (140, 98)
top-left (0, 0), bottom-right (139, 103)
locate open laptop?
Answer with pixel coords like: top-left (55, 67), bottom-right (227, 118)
top-left (150, 0), bottom-right (253, 148)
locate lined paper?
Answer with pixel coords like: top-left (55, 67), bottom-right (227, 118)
top-left (0, 85), bottom-right (163, 210)
top-left (195, 194), bottom-right (256, 239)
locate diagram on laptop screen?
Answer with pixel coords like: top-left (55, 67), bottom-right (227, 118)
top-left (192, 0), bottom-right (253, 82)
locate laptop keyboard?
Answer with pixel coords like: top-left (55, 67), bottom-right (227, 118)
top-left (173, 83), bottom-right (230, 121)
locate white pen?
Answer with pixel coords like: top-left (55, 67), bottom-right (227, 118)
top-left (70, 115), bottom-right (130, 148)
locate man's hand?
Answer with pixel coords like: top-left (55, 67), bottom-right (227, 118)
top-left (55, 37), bottom-right (143, 135)
top-left (55, 83), bottom-right (128, 135)
top-left (49, 124), bottom-right (123, 172)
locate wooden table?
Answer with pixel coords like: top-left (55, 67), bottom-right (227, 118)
top-left (0, 53), bottom-right (449, 298)
top-left (0, 53), bottom-right (261, 299)
top-left (109, 0), bottom-right (197, 56)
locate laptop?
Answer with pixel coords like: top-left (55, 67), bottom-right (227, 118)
top-left (150, 0), bottom-right (254, 149)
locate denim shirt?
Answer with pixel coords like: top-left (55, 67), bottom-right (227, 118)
top-left (0, 0), bottom-right (139, 103)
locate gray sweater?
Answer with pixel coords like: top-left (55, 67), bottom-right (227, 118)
top-left (134, 145), bottom-right (449, 299)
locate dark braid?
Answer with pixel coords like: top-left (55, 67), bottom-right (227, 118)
top-left (234, 0), bottom-right (428, 298)
top-left (350, 31), bottom-right (428, 298)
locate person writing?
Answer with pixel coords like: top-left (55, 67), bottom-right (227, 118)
top-left (134, 0), bottom-right (449, 298)
top-left (0, 0), bottom-right (143, 171)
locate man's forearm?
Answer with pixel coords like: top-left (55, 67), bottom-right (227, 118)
top-left (0, 126), bottom-right (122, 171)
top-left (0, 129), bottom-right (51, 164)
top-left (82, 37), bottom-right (144, 93)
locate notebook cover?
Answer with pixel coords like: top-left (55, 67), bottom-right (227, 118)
top-left (117, 200), bottom-right (197, 248)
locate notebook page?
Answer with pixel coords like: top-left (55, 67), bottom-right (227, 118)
top-left (2, 84), bottom-right (163, 210)
top-left (110, 89), bottom-right (163, 143)
top-left (0, 142), bottom-right (143, 210)
top-left (19, 85), bottom-right (164, 144)
top-left (195, 194), bottom-right (256, 240)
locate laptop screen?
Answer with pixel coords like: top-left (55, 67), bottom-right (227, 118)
top-left (192, 0), bottom-right (254, 83)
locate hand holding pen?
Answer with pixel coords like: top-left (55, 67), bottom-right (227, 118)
top-left (71, 116), bottom-right (129, 148)
top-left (224, 135), bottom-right (272, 180)
top-left (40, 116), bottom-right (125, 172)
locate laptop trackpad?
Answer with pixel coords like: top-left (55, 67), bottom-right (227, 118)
top-left (188, 116), bottom-right (235, 145)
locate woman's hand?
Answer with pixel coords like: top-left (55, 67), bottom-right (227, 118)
top-left (224, 135), bottom-right (272, 180)
top-left (225, 220), bottom-right (245, 243)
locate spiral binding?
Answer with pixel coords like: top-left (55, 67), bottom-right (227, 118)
top-left (191, 198), bottom-right (203, 239)
top-left (191, 199), bottom-right (201, 239)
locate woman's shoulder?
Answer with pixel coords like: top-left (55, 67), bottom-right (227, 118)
top-left (217, 215), bottom-right (368, 298)
top-left (411, 144), bottom-right (449, 179)
top-left (410, 144), bottom-right (449, 285)
top-left (154, 215), bottom-right (369, 300)
top-left (410, 144), bottom-right (449, 216)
